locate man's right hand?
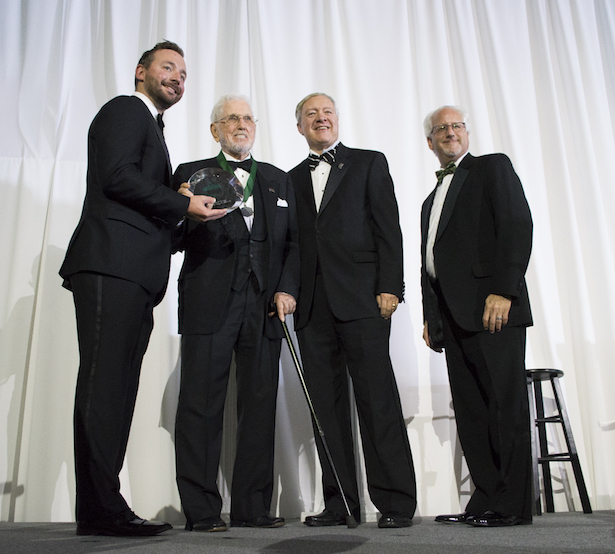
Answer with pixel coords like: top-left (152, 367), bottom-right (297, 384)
top-left (423, 321), bottom-right (443, 353)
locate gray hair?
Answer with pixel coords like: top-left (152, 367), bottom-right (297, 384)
top-left (210, 94), bottom-right (253, 123)
top-left (423, 105), bottom-right (470, 137)
top-left (295, 92), bottom-right (338, 124)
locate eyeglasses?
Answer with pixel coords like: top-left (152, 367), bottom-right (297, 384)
top-left (217, 114), bottom-right (258, 127)
top-left (431, 122), bottom-right (466, 136)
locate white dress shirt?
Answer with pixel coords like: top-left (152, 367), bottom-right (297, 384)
top-left (426, 152), bottom-right (468, 278)
top-left (133, 91), bottom-right (159, 120)
top-left (309, 140), bottom-right (340, 211)
top-left (224, 152), bottom-right (254, 232)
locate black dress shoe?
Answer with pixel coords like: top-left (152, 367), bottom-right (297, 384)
top-left (76, 514), bottom-right (172, 536)
top-left (304, 509), bottom-right (346, 527)
top-left (187, 516), bottom-right (227, 532)
top-left (435, 512), bottom-right (471, 524)
top-left (378, 511), bottom-right (412, 528)
top-left (465, 511), bottom-right (531, 527)
top-left (230, 515), bottom-right (285, 528)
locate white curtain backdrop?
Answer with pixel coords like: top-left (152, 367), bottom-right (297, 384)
top-left (1, 0), bottom-right (614, 523)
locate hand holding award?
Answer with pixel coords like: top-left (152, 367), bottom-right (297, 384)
top-left (188, 167), bottom-right (244, 213)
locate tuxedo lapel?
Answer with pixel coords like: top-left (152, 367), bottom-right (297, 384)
top-left (421, 190), bottom-right (437, 255)
top-left (436, 154), bottom-right (474, 241)
top-left (296, 160), bottom-right (318, 216)
top-left (150, 109), bottom-right (172, 181)
top-left (319, 145), bottom-right (350, 215)
top-left (251, 168), bottom-right (275, 241)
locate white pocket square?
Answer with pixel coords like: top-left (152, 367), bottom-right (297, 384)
top-left (277, 198), bottom-right (288, 207)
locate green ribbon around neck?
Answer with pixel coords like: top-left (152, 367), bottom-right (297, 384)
top-left (217, 151), bottom-right (257, 202)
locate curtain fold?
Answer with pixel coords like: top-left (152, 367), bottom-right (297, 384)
top-left (1, 0), bottom-right (614, 522)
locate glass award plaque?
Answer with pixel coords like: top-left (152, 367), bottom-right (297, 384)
top-left (188, 167), bottom-right (244, 212)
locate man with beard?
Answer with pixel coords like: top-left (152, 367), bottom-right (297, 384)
top-left (421, 105), bottom-right (533, 526)
top-left (60, 41), bottom-right (225, 537)
top-left (173, 94), bottom-right (299, 532)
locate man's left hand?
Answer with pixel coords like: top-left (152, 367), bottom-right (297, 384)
top-left (483, 294), bottom-right (512, 333)
top-left (377, 293), bottom-right (399, 319)
top-left (269, 292), bottom-right (297, 322)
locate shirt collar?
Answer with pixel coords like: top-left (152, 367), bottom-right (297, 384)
top-left (222, 151), bottom-right (252, 162)
top-left (132, 91), bottom-right (159, 120)
top-left (309, 139), bottom-right (340, 157)
top-left (443, 150), bottom-right (469, 169)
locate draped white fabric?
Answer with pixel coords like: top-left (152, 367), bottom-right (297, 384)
top-left (1, 0), bottom-right (614, 523)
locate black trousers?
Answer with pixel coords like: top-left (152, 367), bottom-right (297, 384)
top-left (297, 274), bottom-right (417, 518)
top-left (175, 277), bottom-right (281, 524)
top-left (71, 272), bottom-right (159, 523)
top-left (440, 297), bottom-right (533, 521)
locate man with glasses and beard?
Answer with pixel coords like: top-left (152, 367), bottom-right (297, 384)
top-left (172, 94), bottom-right (299, 533)
top-left (421, 105), bottom-right (533, 527)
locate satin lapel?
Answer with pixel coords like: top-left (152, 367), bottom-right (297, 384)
top-left (152, 116), bottom-right (172, 180)
top-left (436, 166), bottom-right (468, 241)
top-left (421, 189), bottom-right (437, 254)
top-left (252, 168), bottom-right (275, 240)
top-left (296, 160), bottom-right (318, 216)
top-left (318, 147), bottom-right (350, 215)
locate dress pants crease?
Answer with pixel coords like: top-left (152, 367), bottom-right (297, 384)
top-left (175, 276), bottom-right (279, 524)
top-left (71, 272), bottom-right (157, 522)
top-left (297, 274), bottom-right (417, 518)
top-left (440, 297), bottom-right (532, 521)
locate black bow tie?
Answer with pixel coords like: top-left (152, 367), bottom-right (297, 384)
top-left (228, 159), bottom-right (253, 172)
top-left (308, 148), bottom-right (336, 171)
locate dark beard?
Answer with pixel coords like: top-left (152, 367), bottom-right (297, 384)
top-left (143, 76), bottom-right (181, 111)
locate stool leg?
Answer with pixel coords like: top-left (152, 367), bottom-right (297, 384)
top-left (527, 377), bottom-right (542, 515)
top-left (551, 378), bottom-right (593, 514)
top-left (534, 380), bottom-right (556, 512)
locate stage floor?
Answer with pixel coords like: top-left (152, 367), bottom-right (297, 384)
top-left (1, 511), bottom-right (613, 554)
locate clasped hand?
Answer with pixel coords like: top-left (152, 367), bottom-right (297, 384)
top-left (178, 181), bottom-right (227, 222)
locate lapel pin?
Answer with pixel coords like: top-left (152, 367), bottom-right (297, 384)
top-left (338, 163), bottom-right (344, 169)
top-left (268, 187), bottom-right (275, 193)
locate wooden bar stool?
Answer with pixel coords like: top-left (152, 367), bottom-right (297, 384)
top-left (526, 368), bottom-right (592, 514)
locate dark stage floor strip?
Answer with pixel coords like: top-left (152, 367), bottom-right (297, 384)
top-left (1, 511), bottom-right (614, 554)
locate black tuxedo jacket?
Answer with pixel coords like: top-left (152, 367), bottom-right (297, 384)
top-left (173, 157), bottom-right (300, 338)
top-left (421, 153), bottom-right (533, 336)
top-left (60, 95), bottom-right (189, 295)
top-left (289, 143), bottom-right (403, 328)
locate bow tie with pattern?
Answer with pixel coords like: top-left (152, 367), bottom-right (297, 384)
top-left (308, 148), bottom-right (336, 171)
top-left (435, 161), bottom-right (456, 185)
top-left (228, 159), bottom-right (253, 172)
